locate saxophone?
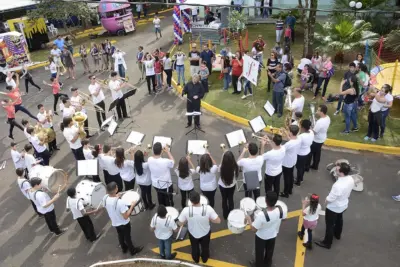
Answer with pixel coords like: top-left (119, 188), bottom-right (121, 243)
top-left (284, 88), bottom-right (293, 129)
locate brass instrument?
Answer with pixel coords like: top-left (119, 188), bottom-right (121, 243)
top-left (203, 144), bottom-right (209, 149)
top-left (77, 91), bottom-right (105, 113)
top-left (309, 103), bottom-right (316, 127)
top-left (34, 125), bottom-right (56, 144)
top-left (220, 143), bottom-right (227, 151)
top-left (251, 133), bottom-right (267, 141)
top-left (72, 112), bottom-right (88, 139)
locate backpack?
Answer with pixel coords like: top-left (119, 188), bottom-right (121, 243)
top-left (283, 73), bottom-right (292, 87)
top-left (327, 66), bottom-right (335, 78)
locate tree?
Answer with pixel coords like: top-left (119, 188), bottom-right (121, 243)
top-left (228, 10), bottom-right (248, 34)
top-left (298, 0), bottom-right (318, 57)
top-left (385, 29), bottom-right (400, 52)
top-left (27, 0), bottom-right (96, 34)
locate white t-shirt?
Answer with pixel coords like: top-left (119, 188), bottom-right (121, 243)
top-left (11, 149), bottom-right (25, 169)
top-left (29, 190), bottom-right (54, 214)
top-left (23, 127), bottom-right (31, 139)
top-left (62, 106), bottom-right (76, 118)
top-left (49, 62), bottom-right (57, 74)
top-left (144, 59), bottom-right (155, 76)
top-left (25, 153), bottom-right (36, 173)
top-left (262, 147), bottom-right (286, 176)
top-left (63, 126), bottom-right (82, 150)
top-left (303, 203), bottom-right (322, 222)
top-left (237, 156), bottom-right (264, 183)
top-left (88, 83), bottom-right (105, 104)
top-left (66, 197), bottom-right (85, 220)
top-left (108, 80), bottom-right (123, 100)
top-left (50, 48), bottom-right (61, 58)
top-left (119, 160), bottom-right (135, 182)
top-left (191, 8), bottom-right (198, 15)
top-left (135, 162), bottom-right (152, 186)
top-left (148, 157), bottom-right (174, 189)
top-left (297, 58), bottom-right (312, 71)
top-left (17, 178), bottom-right (31, 199)
top-left (175, 54), bottom-right (185, 66)
top-left (70, 95), bottom-right (86, 114)
top-left (313, 116), bottom-right (331, 143)
top-left (175, 169), bottom-right (195, 191)
top-left (326, 175), bottom-right (354, 213)
top-left (282, 138), bottom-right (301, 168)
top-left (291, 96), bottom-right (305, 119)
top-left (196, 165), bottom-right (218, 191)
top-left (102, 195), bottom-right (130, 227)
top-left (6, 78), bottom-right (17, 88)
top-left (83, 148), bottom-right (94, 160)
top-left (103, 156), bottom-right (120, 176)
top-left (297, 132), bottom-right (314, 156)
top-left (163, 58), bottom-right (172, 70)
top-left (252, 206), bottom-right (287, 240)
top-left (30, 136), bottom-right (46, 153)
top-left (153, 18), bottom-right (161, 28)
top-left (178, 205), bottom-right (218, 238)
top-left (37, 112), bottom-right (52, 128)
top-left (381, 93), bottom-right (393, 112)
top-left (150, 213), bottom-right (178, 240)
top-left (370, 96), bottom-right (384, 113)
top-left (218, 177), bottom-right (237, 188)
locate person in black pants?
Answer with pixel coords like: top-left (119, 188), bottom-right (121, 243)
top-left (109, 71), bottom-right (129, 120)
top-left (88, 75), bottom-right (107, 129)
top-left (26, 127), bottom-right (51, 166)
top-left (42, 73), bottom-right (67, 115)
top-left (295, 120), bottom-right (314, 186)
top-left (280, 125), bottom-right (300, 198)
top-left (16, 168), bottom-right (42, 217)
top-left (134, 149), bottom-right (156, 210)
top-left (21, 65), bottom-right (42, 94)
top-left (182, 74), bottom-right (205, 128)
top-left (61, 117), bottom-right (85, 161)
top-left (219, 151), bottom-right (238, 220)
top-left (2, 99), bottom-right (24, 139)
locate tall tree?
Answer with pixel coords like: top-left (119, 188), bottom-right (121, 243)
top-left (299, 0), bottom-right (318, 57)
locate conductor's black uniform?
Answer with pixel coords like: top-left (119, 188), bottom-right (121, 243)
top-left (182, 81), bottom-right (205, 127)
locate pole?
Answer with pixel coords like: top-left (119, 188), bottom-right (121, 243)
top-left (377, 36), bottom-right (384, 66)
top-left (391, 59), bottom-right (398, 89)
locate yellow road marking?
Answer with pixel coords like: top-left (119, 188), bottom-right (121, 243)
top-left (295, 214), bottom-right (306, 267)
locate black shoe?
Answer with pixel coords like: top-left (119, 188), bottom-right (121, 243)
top-left (185, 124), bottom-right (192, 128)
top-left (351, 127), bottom-right (359, 132)
top-left (160, 255), bottom-right (166, 259)
top-left (55, 228), bottom-right (68, 237)
top-left (54, 112), bottom-right (59, 115)
top-left (279, 192), bottom-right (289, 198)
top-left (294, 182), bottom-right (301, 187)
top-left (297, 231), bottom-right (304, 240)
top-left (314, 240), bottom-right (331, 249)
top-left (87, 135), bottom-right (94, 138)
top-left (8, 135), bottom-right (14, 140)
top-left (91, 233), bottom-right (102, 242)
top-left (168, 252), bottom-right (177, 260)
top-left (303, 242), bottom-right (312, 250)
top-left (305, 168), bottom-right (310, 172)
top-left (131, 246), bottom-right (144, 256)
top-left (196, 124), bottom-right (201, 129)
top-left (201, 256), bottom-right (209, 263)
top-left (38, 214), bottom-right (44, 218)
top-left (122, 249), bottom-right (128, 254)
top-left (334, 235), bottom-right (341, 240)
top-left (379, 134), bottom-right (384, 138)
top-left (149, 203), bottom-right (156, 210)
top-left (310, 165), bottom-right (318, 170)
top-left (54, 147), bottom-right (60, 151)
top-left (288, 190), bottom-right (293, 195)
top-left (124, 116), bottom-right (131, 119)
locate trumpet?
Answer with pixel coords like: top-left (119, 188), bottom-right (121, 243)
top-left (220, 143), bottom-right (227, 151)
top-left (310, 103), bottom-right (316, 127)
top-left (203, 144), bottom-right (209, 149)
top-left (251, 133), bottom-right (266, 141)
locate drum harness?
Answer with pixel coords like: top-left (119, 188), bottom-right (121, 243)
top-left (262, 205), bottom-right (283, 222)
top-left (189, 204), bottom-right (207, 218)
top-left (152, 214), bottom-right (173, 227)
top-left (20, 180), bottom-right (29, 189)
top-left (67, 197), bottom-right (85, 213)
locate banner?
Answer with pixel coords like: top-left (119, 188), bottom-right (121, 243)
top-left (243, 54), bottom-right (260, 86)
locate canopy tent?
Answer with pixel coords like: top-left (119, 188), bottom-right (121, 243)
top-left (179, 0), bottom-right (232, 10)
top-left (0, 0), bottom-right (38, 12)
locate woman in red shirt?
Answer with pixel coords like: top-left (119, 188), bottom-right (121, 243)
top-left (43, 72), bottom-right (68, 115)
top-left (2, 99), bottom-right (24, 139)
top-left (231, 51), bottom-right (243, 95)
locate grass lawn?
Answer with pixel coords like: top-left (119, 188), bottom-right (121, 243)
top-left (173, 24), bottom-right (400, 147)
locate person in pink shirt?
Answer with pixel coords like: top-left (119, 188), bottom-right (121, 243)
top-left (42, 72), bottom-right (68, 115)
top-left (314, 55), bottom-right (333, 100)
top-left (300, 64), bottom-right (311, 90)
top-left (284, 24), bottom-right (292, 46)
top-left (154, 56), bottom-right (163, 90)
top-left (2, 99), bottom-right (24, 139)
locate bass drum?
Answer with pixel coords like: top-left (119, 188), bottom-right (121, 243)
top-left (76, 180), bottom-right (106, 208)
top-left (121, 191), bottom-right (144, 216)
top-left (29, 165), bottom-right (66, 193)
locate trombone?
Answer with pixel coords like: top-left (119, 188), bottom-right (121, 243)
top-left (77, 91), bottom-right (105, 113)
top-left (251, 133), bottom-right (267, 141)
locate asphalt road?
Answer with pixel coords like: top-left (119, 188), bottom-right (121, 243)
top-left (0, 21), bottom-right (399, 267)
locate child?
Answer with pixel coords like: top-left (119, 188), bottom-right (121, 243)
top-left (16, 168), bottom-right (42, 217)
top-left (134, 150), bottom-right (155, 210)
top-left (24, 144), bottom-right (41, 174)
top-left (284, 24), bottom-right (292, 47)
top-left (82, 139), bottom-right (94, 160)
top-left (150, 205), bottom-right (178, 260)
top-left (154, 56), bottom-right (163, 90)
top-left (175, 156), bottom-right (196, 209)
top-left (298, 194), bottom-right (322, 249)
top-left (11, 142), bottom-right (26, 174)
top-left (291, 111), bottom-right (303, 127)
top-left (42, 72), bottom-right (67, 115)
top-left (199, 61), bottom-right (210, 93)
top-left (300, 64), bottom-right (310, 90)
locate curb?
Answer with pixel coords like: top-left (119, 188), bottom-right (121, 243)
top-left (171, 79), bottom-right (400, 155)
top-left (90, 257), bottom-right (199, 267)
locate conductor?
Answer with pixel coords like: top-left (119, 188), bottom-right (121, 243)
top-left (182, 74), bottom-right (205, 128)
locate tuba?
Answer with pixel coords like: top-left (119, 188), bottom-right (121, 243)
top-left (72, 112), bottom-right (87, 139)
top-left (309, 103), bottom-right (316, 127)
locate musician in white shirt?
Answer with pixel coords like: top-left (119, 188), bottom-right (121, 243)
top-left (290, 88), bottom-right (305, 120)
top-left (11, 142), bottom-right (25, 171)
top-left (134, 149), bottom-right (155, 210)
top-left (315, 162), bottom-right (354, 249)
top-left (16, 168), bottom-right (41, 216)
top-left (295, 119), bottom-right (314, 186)
top-left (280, 125), bottom-right (301, 198)
top-left (196, 152), bottom-right (218, 208)
top-left (81, 139), bottom-right (101, 182)
top-left (115, 147), bottom-right (136, 191)
top-left (62, 117), bottom-right (85, 160)
top-left (176, 156), bottom-right (196, 209)
top-left (37, 104), bottom-right (59, 152)
top-left (261, 134), bottom-right (286, 195)
top-left (88, 75), bottom-right (106, 129)
top-left (61, 98), bottom-right (76, 118)
top-left (109, 71), bottom-right (129, 120)
top-left (23, 144), bottom-right (41, 174)
top-left (26, 127), bottom-right (51, 166)
top-left (148, 142), bottom-right (175, 206)
top-left (70, 87), bottom-right (92, 137)
top-left (364, 85), bottom-right (387, 142)
top-left (102, 150), bottom-right (124, 192)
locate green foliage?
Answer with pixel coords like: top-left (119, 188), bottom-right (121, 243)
top-left (271, 8), bottom-right (301, 20)
top-left (385, 29), bottom-right (400, 52)
top-left (228, 10), bottom-right (248, 32)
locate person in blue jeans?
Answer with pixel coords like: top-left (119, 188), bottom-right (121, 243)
top-left (334, 62), bottom-right (356, 115)
top-left (380, 85), bottom-right (393, 138)
top-left (173, 48), bottom-right (186, 86)
top-left (222, 56), bottom-right (231, 91)
top-left (339, 76), bottom-right (359, 134)
top-left (150, 205), bottom-right (178, 260)
top-left (268, 63), bottom-right (286, 117)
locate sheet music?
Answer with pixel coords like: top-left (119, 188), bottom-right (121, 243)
top-left (77, 159), bottom-right (98, 176)
top-left (185, 112), bottom-right (202, 116)
top-left (153, 136), bottom-right (173, 149)
top-left (263, 101), bottom-right (275, 116)
top-left (249, 116), bottom-right (266, 133)
top-left (126, 131), bottom-right (145, 145)
top-left (108, 119), bottom-right (118, 135)
top-left (225, 129), bottom-right (247, 148)
top-left (101, 115), bottom-right (114, 128)
top-left (187, 140), bottom-right (208, 155)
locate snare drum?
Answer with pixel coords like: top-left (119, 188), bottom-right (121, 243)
top-left (29, 165), bottom-right (66, 193)
top-left (166, 206), bottom-right (179, 221)
top-left (227, 209), bottom-right (247, 234)
top-left (188, 195), bottom-right (209, 206)
top-left (240, 197), bottom-right (257, 215)
top-left (76, 180), bottom-right (106, 208)
top-left (121, 191), bottom-right (144, 216)
top-left (256, 196), bottom-right (266, 209)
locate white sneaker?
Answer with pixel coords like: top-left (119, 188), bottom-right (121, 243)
top-left (248, 93), bottom-right (253, 97)
top-left (334, 110), bottom-right (339, 116)
top-left (241, 95), bottom-right (248, 99)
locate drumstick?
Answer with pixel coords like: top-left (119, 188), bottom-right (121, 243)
top-left (176, 225), bottom-right (184, 241)
top-left (57, 185), bottom-right (61, 195)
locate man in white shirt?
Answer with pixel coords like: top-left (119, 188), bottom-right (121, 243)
top-left (66, 187), bottom-right (100, 242)
top-left (245, 191), bottom-right (287, 267)
top-left (237, 142), bottom-right (264, 200)
top-left (153, 14), bottom-right (162, 39)
top-left (37, 104), bottom-right (59, 153)
top-left (62, 117), bottom-right (85, 160)
top-left (307, 104), bottom-right (330, 171)
top-left (50, 44), bottom-right (63, 73)
top-left (16, 168), bottom-right (41, 216)
top-left (23, 144), bottom-right (41, 174)
top-left (88, 75), bottom-right (107, 130)
top-left (261, 134), bottom-right (286, 195)
top-left (11, 142), bottom-right (26, 171)
top-left (150, 205), bottom-right (178, 260)
top-left (295, 119), bottom-right (314, 186)
top-left (290, 88), bottom-right (305, 120)
top-left (109, 71), bottom-right (129, 121)
top-left (26, 127), bottom-right (51, 166)
top-left (6, 72), bottom-right (17, 89)
top-left (280, 125), bottom-right (301, 198)
top-left (70, 87), bottom-right (93, 137)
top-left (315, 163), bottom-right (354, 249)
top-left (61, 97), bottom-right (76, 118)
top-left (100, 182), bottom-right (143, 255)
top-left (29, 178), bottom-right (67, 236)
top-left (178, 191), bottom-right (221, 264)
top-left (191, 7), bottom-right (198, 22)
top-left (148, 142), bottom-right (175, 206)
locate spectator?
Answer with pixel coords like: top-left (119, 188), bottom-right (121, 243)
top-left (267, 51), bottom-right (279, 92)
top-left (284, 24), bottom-right (292, 46)
top-left (275, 16), bottom-right (284, 43)
top-left (199, 61), bottom-right (210, 93)
top-left (339, 75), bottom-right (359, 134)
top-left (61, 46), bottom-right (76, 80)
top-left (136, 4), bottom-right (143, 19)
top-left (50, 44), bottom-right (64, 75)
top-left (221, 56), bottom-right (231, 91)
top-left (285, 12), bottom-right (296, 43)
top-left (297, 55), bottom-right (312, 74)
top-left (163, 53), bottom-right (173, 91)
top-left (200, 45), bottom-right (215, 76)
top-left (153, 14), bottom-right (162, 40)
top-left (136, 46), bottom-right (145, 81)
top-left (113, 49), bottom-right (127, 78)
top-left (252, 35), bottom-right (266, 66)
top-left (154, 56), bottom-right (163, 90)
top-left (191, 7), bottom-right (198, 22)
top-left (173, 47), bottom-right (186, 86)
top-left (144, 53), bottom-right (156, 95)
top-left (263, 0), bottom-right (270, 18)
top-left (268, 63), bottom-right (286, 117)
top-left (231, 51), bottom-right (243, 95)
top-left (143, 3), bottom-right (149, 18)
top-left (280, 46), bottom-right (291, 66)
top-left (335, 62), bottom-right (357, 115)
top-left (353, 53), bottom-right (365, 67)
top-left (311, 51), bottom-right (322, 70)
top-left (364, 85), bottom-right (388, 141)
top-left (314, 55), bottom-right (333, 100)
top-left (90, 43), bottom-right (101, 73)
top-left (65, 36), bottom-right (74, 54)
top-left (255, 0), bottom-right (262, 17)
top-left (300, 64), bottom-right (310, 90)
top-left (189, 44), bottom-right (201, 76)
top-left (79, 45), bottom-right (91, 74)
top-left (380, 85), bottom-right (393, 138)
top-left (53, 35), bottom-right (65, 50)
top-left (357, 63), bottom-right (370, 106)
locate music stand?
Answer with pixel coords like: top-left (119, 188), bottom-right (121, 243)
top-left (249, 115), bottom-right (267, 133)
top-left (185, 112), bottom-right (204, 139)
top-left (187, 140), bottom-right (208, 165)
top-left (108, 99), bottom-right (127, 135)
top-left (76, 159), bottom-right (99, 180)
top-left (152, 136), bottom-right (173, 152)
top-left (123, 89), bottom-right (140, 128)
top-left (101, 115), bottom-right (114, 129)
top-left (126, 131), bottom-right (145, 145)
top-left (225, 129), bottom-right (247, 154)
top-left (263, 100), bottom-right (276, 132)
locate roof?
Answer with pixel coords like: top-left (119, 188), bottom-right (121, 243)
top-left (180, 0), bottom-right (232, 9)
top-left (0, 0), bottom-right (38, 12)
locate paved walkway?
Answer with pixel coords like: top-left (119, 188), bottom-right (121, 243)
top-left (0, 21), bottom-right (399, 267)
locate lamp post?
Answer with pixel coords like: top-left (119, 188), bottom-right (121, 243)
top-left (349, 1), bottom-right (363, 17)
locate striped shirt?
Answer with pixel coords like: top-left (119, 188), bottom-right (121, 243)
top-left (276, 20), bottom-right (284, 30)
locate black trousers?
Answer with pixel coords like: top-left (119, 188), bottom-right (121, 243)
top-left (48, 127), bottom-right (58, 152)
top-left (146, 75), bottom-right (156, 93)
top-left (189, 230), bottom-right (211, 263)
top-left (187, 98), bottom-right (201, 126)
top-left (164, 69), bottom-right (173, 87)
top-left (244, 182), bottom-right (261, 200)
top-left (77, 215), bottom-right (97, 241)
top-left (296, 154), bottom-right (308, 183)
top-left (180, 189), bottom-right (193, 209)
top-left (267, 74), bottom-right (273, 92)
top-left (38, 149), bottom-right (50, 166)
top-left (201, 79), bottom-right (209, 93)
top-left (139, 184), bottom-right (153, 209)
top-left (264, 173), bottom-right (282, 195)
top-left (115, 222), bottom-right (135, 253)
top-left (25, 77), bottom-right (41, 93)
top-left (95, 100), bottom-right (106, 128)
top-left (92, 175), bottom-right (101, 182)
top-left (314, 77), bottom-right (331, 97)
top-left (255, 235), bottom-right (275, 267)
top-left (323, 208), bottom-right (345, 246)
top-left (282, 166), bottom-right (294, 195)
top-left (116, 98), bottom-right (128, 120)
top-left (201, 189), bottom-right (216, 208)
top-left (124, 179), bottom-right (136, 191)
top-left (53, 93), bottom-right (68, 112)
top-left (367, 110), bottom-right (381, 140)
top-left (232, 75), bottom-right (240, 93)
top-left (7, 118), bottom-right (23, 137)
top-left (103, 170), bottom-right (111, 184)
top-left (307, 141), bottom-right (323, 170)
top-left (30, 200), bottom-right (41, 215)
top-left (219, 185), bottom-right (236, 219)
top-left (109, 173), bottom-right (124, 193)
top-left (84, 117), bottom-right (90, 136)
top-left (71, 146), bottom-right (85, 161)
top-left (155, 185), bottom-right (174, 207)
top-left (43, 209), bottom-right (61, 234)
